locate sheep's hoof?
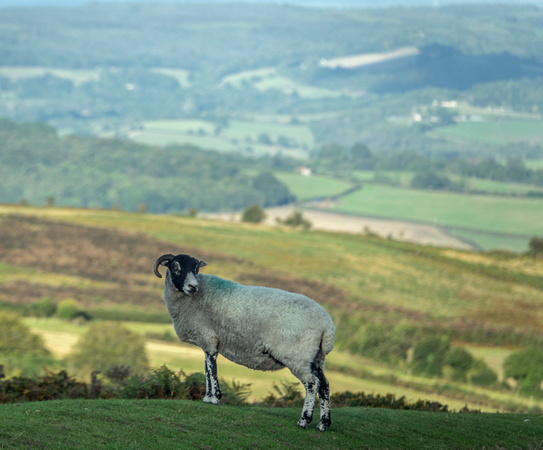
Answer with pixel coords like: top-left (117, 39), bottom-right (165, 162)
top-left (296, 419), bottom-right (309, 429)
top-left (316, 419), bottom-right (331, 432)
top-left (203, 396), bottom-right (220, 405)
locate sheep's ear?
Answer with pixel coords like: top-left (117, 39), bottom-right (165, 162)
top-left (198, 260), bottom-right (208, 268)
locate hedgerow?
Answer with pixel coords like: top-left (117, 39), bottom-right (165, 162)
top-left (0, 365), bottom-right (477, 412)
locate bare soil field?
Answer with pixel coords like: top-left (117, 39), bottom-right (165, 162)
top-left (204, 206), bottom-right (474, 250)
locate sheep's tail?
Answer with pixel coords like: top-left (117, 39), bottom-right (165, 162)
top-left (320, 325), bottom-right (335, 357)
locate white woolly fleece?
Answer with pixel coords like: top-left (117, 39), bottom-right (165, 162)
top-left (164, 273), bottom-right (335, 375)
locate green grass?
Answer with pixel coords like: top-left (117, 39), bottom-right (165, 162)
top-left (1, 399), bottom-right (541, 449)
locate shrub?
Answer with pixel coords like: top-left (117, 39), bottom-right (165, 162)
top-left (331, 391), bottom-right (451, 412)
top-left (31, 297), bottom-right (57, 318)
top-left (67, 322), bottom-right (149, 377)
top-left (0, 369), bottom-right (88, 403)
top-left (56, 299), bottom-right (81, 320)
top-left (528, 236), bottom-right (543, 257)
top-left (122, 366), bottom-right (250, 405)
top-left (241, 204), bottom-right (266, 223)
top-left (278, 211), bottom-right (312, 230)
top-left (470, 367), bottom-right (499, 388)
top-left (355, 322), bottom-right (415, 365)
top-left (259, 381), bottom-right (304, 408)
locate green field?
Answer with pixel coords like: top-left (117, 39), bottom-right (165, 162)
top-left (221, 67), bottom-right (344, 99)
top-left (273, 169), bottom-right (543, 251)
top-left (127, 119), bottom-right (313, 159)
top-left (429, 118), bottom-right (543, 146)
top-left (327, 183), bottom-right (542, 251)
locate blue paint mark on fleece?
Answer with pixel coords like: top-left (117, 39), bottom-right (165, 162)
top-left (206, 275), bottom-right (239, 292)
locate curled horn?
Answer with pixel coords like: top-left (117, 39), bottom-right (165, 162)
top-left (154, 254), bottom-right (175, 278)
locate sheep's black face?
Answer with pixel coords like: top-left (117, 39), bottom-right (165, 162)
top-left (168, 254), bottom-right (207, 295)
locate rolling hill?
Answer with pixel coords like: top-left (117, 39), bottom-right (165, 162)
top-left (1, 205), bottom-right (543, 412)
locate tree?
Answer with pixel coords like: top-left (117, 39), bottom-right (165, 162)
top-left (31, 297), bottom-right (57, 318)
top-left (529, 236), bottom-right (543, 257)
top-left (411, 337), bottom-right (450, 377)
top-left (411, 171), bottom-right (452, 190)
top-left (241, 204), bottom-right (266, 223)
top-left (469, 359), bottom-right (498, 388)
top-left (355, 322), bottom-right (415, 365)
top-left (350, 142), bottom-right (374, 170)
top-left (503, 347), bottom-right (543, 396)
top-left (317, 143), bottom-right (345, 165)
top-left (0, 312), bottom-right (55, 376)
top-left (252, 171), bottom-right (295, 206)
top-left (0, 312), bottom-right (51, 357)
top-left (257, 132), bottom-right (272, 145)
top-left (56, 299), bottom-right (81, 320)
top-left (279, 211), bottom-right (312, 230)
top-left (68, 322), bottom-right (149, 377)
top-left (443, 347), bottom-right (473, 382)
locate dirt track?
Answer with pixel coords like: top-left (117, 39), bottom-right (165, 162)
top-left (204, 206), bottom-right (474, 250)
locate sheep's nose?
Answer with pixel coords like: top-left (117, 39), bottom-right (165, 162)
top-left (187, 284), bottom-right (198, 294)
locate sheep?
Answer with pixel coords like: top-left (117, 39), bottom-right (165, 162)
top-left (154, 253), bottom-right (335, 431)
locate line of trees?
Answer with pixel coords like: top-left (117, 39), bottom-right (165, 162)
top-left (313, 141), bottom-right (543, 189)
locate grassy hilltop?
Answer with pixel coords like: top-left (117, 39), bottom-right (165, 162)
top-left (1, 398), bottom-right (542, 449)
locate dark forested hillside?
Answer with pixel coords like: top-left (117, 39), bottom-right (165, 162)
top-left (0, 119), bottom-right (294, 212)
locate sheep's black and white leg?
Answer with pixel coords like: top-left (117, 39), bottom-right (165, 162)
top-left (314, 362), bottom-right (331, 432)
top-left (294, 371), bottom-right (319, 430)
top-left (203, 351), bottom-right (221, 405)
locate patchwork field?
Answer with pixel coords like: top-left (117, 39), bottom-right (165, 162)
top-left (429, 119), bottom-right (543, 146)
top-left (220, 67), bottom-right (345, 99)
top-left (126, 119), bottom-right (312, 159)
top-left (326, 183), bottom-right (543, 251)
